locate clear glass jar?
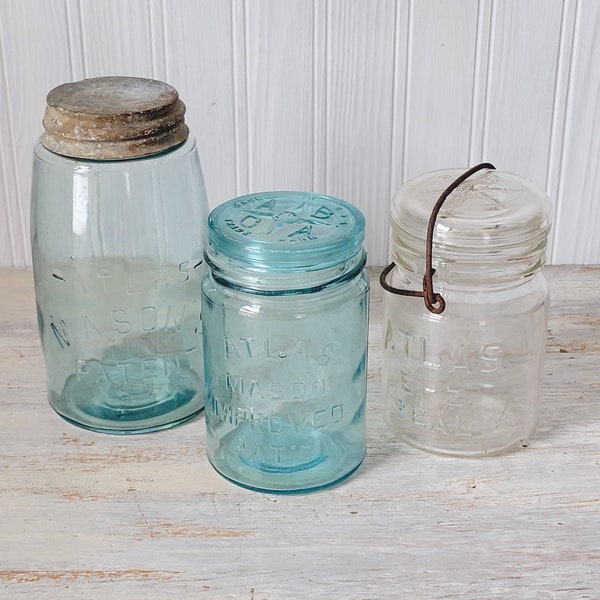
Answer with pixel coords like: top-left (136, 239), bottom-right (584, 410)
top-left (381, 166), bottom-right (550, 456)
top-left (202, 192), bottom-right (369, 492)
top-left (31, 77), bottom-right (209, 433)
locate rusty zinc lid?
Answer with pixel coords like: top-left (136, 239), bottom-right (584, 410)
top-left (41, 76), bottom-right (189, 159)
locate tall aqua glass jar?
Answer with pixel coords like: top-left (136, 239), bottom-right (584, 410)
top-left (31, 77), bottom-right (208, 433)
top-left (202, 192), bottom-right (370, 492)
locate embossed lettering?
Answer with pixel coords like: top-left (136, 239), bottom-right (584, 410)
top-left (310, 205), bottom-right (335, 220)
top-left (111, 310), bottom-right (131, 334)
top-left (83, 315), bottom-right (101, 340)
top-left (387, 322), bottom-right (503, 375)
top-left (478, 344), bottom-right (503, 373)
top-left (140, 306), bottom-right (158, 332)
top-left (224, 218), bottom-right (251, 236)
top-left (178, 261), bottom-right (190, 283)
top-left (211, 396), bottom-right (342, 433)
top-left (164, 304), bottom-right (185, 332)
top-left (225, 336), bottom-right (333, 364)
top-left (224, 372), bottom-right (327, 401)
top-left (240, 214), bottom-right (261, 228)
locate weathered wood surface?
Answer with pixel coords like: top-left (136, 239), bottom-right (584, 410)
top-left (0, 266), bottom-right (598, 599)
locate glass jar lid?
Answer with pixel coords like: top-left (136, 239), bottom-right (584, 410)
top-left (391, 167), bottom-right (551, 254)
top-left (206, 192), bottom-right (366, 291)
top-left (387, 166), bottom-right (551, 293)
top-left (42, 76), bottom-right (188, 159)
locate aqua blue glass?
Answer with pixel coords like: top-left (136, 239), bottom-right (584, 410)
top-left (31, 78), bottom-right (208, 434)
top-left (31, 138), bottom-right (208, 433)
top-left (202, 192), bottom-right (369, 492)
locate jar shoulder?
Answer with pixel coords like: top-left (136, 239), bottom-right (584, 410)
top-left (201, 270), bottom-right (369, 310)
top-left (33, 136), bottom-right (199, 169)
top-left (388, 265), bottom-right (548, 304)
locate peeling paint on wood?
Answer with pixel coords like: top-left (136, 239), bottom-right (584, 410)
top-left (0, 570), bottom-right (181, 583)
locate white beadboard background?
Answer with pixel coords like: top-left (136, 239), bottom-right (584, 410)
top-left (0, 0), bottom-right (599, 268)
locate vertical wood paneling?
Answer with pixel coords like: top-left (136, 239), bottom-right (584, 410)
top-left (552, 0), bottom-right (600, 264)
top-left (402, 0), bottom-right (480, 180)
top-left (389, 0), bottom-right (410, 208)
top-left (244, 0), bottom-right (318, 192)
top-left (312, 0), bottom-right (328, 194)
top-left (545, 0), bottom-right (577, 261)
top-left (0, 16), bottom-right (17, 266)
top-left (231, 0), bottom-right (250, 196)
top-left (0, 0), bottom-right (599, 266)
top-left (326, 0), bottom-right (396, 265)
top-left (468, 0), bottom-right (493, 165)
top-left (79, 0), bottom-right (156, 78)
top-left (64, 0), bottom-right (85, 80)
top-left (387, 0), bottom-right (411, 263)
top-left (483, 0), bottom-right (563, 190)
top-left (148, 0), bottom-right (166, 81)
top-left (162, 0), bottom-right (236, 207)
top-left (0, 0), bottom-right (74, 267)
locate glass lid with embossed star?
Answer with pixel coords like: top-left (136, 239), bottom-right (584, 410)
top-left (391, 168), bottom-right (550, 252)
top-left (207, 192), bottom-right (365, 274)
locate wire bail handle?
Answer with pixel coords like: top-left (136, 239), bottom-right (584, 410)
top-left (379, 162), bottom-right (497, 314)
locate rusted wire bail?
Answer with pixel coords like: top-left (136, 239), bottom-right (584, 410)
top-left (380, 162), bottom-right (497, 314)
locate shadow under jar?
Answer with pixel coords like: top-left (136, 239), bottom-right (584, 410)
top-left (202, 192), bottom-right (370, 493)
top-left (381, 165), bottom-right (550, 457)
top-left (31, 77), bottom-right (209, 433)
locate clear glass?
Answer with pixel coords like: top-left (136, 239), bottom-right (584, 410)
top-left (383, 270), bottom-right (548, 456)
top-left (31, 137), bottom-right (208, 433)
top-left (382, 168), bottom-right (551, 456)
top-left (202, 192), bottom-right (369, 492)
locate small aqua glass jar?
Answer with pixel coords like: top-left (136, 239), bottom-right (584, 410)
top-left (31, 77), bottom-right (209, 433)
top-left (202, 192), bottom-right (369, 492)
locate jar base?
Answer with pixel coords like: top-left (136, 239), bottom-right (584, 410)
top-left (207, 452), bottom-right (364, 494)
top-left (398, 434), bottom-right (531, 458)
top-left (207, 423), bottom-right (365, 493)
top-left (51, 402), bottom-right (204, 434)
top-left (48, 368), bottom-right (204, 434)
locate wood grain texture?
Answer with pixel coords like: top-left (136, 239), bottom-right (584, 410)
top-left (552, 0), bottom-right (600, 264)
top-left (325, 0), bottom-right (397, 266)
top-left (483, 0), bottom-right (563, 192)
top-left (402, 0), bottom-right (480, 179)
top-left (78, 0), bottom-right (157, 78)
top-left (545, 0), bottom-right (577, 260)
top-left (0, 0), bottom-right (74, 267)
top-left (0, 266), bottom-right (599, 599)
top-left (245, 1), bottom-right (319, 193)
top-left (162, 0), bottom-right (237, 208)
top-left (0, 1), bottom-right (600, 267)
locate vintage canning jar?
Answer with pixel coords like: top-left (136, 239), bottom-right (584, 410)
top-left (202, 192), bottom-right (369, 492)
top-left (31, 77), bottom-right (208, 433)
top-left (381, 164), bottom-right (550, 456)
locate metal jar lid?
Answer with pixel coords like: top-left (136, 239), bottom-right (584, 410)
top-left (41, 76), bottom-right (189, 159)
